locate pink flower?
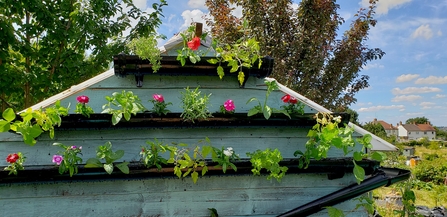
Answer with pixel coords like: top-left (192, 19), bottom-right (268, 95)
top-left (6, 153), bottom-right (19, 163)
top-left (76, 95), bottom-right (89, 104)
top-left (52, 155), bottom-right (63, 165)
top-left (153, 94), bottom-right (164, 103)
top-left (187, 37), bottom-right (201, 51)
top-left (70, 146), bottom-right (77, 149)
top-left (223, 99), bottom-right (235, 112)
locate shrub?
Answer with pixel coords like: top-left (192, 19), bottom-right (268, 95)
top-left (413, 158), bottom-right (447, 185)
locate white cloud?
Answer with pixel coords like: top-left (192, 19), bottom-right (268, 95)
top-left (433, 94), bottom-right (447, 99)
top-left (391, 87), bottom-right (442, 95)
top-left (396, 74), bottom-right (419, 83)
top-left (415, 76), bottom-right (447, 84)
top-left (230, 3), bottom-right (243, 18)
top-left (180, 9), bottom-right (208, 30)
top-left (420, 102), bottom-right (435, 106)
top-left (358, 105), bottom-right (405, 112)
top-left (187, 0), bottom-right (207, 9)
top-left (363, 63), bottom-right (384, 70)
top-left (392, 95), bottom-right (422, 102)
top-left (362, 0), bottom-right (411, 15)
top-left (411, 24), bottom-right (434, 40)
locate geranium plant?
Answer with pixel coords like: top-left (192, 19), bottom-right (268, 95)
top-left (280, 94), bottom-right (305, 116)
top-left (177, 24), bottom-right (208, 66)
top-left (220, 99), bottom-right (235, 114)
top-left (149, 94), bottom-right (172, 116)
top-left (102, 90), bottom-right (146, 125)
top-left (75, 95), bottom-right (94, 118)
top-left (4, 152), bottom-right (25, 175)
top-left (85, 141), bottom-right (129, 175)
top-left (180, 86), bottom-right (212, 123)
top-left (52, 143), bottom-right (83, 177)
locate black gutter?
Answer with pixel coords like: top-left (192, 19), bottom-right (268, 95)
top-left (277, 167), bottom-right (411, 217)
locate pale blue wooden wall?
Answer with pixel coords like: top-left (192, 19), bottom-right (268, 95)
top-left (0, 72), bottom-right (367, 216)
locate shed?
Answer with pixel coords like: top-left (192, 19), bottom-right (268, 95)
top-left (1, 32), bottom-right (407, 217)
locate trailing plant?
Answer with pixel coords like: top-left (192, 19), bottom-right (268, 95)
top-left (207, 20), bottom-right (263, 86)
top-left (169, 139), bottom-right (213, 184)
top-left (102, 90), bottom-right (146, 125)
top-left (0, 100), bottom-right (69, 145)
top-left (247, 80), bottom-right (290, 120)
top-left (52, 143), bottom-right (83, 177)
top-left (180, 86), bottom-right (212, 123)
top-left (127, 35), bottom-right (162, 72)
top-left (140, 139), bottom-right (175, 170)
top-left (85, 141), bottom-right (129, 174)
top-left (149, 94), bottom-right (172, 116)
top-left (295, 112), bottom-right (386, 184)
top-left (4, 152), bottom-right (25, 175)
top-left (246, 148), bottom-right (288, 182)
top-left (75, 95), bottom-right (94, 118)
top-left (212, 146), bottom-right (239, 173)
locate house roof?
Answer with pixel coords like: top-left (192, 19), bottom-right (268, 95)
top-left (374, 120), bottom-right (397, 130)
top-left (417, 123), bottom-right (436, 131)
top-left (402, 124), bottom-right (423, 131)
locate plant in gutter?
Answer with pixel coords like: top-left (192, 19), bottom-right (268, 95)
top-left (140, 139), bottom-right (175, 170)
top-left (0, 100), bottom-right (69, 146)
top-left (169, 138), bottom-right (214, 184)
top-left (295, 112), bottom-right (386, 184)
top-left (220, 99), bottom-right (235, 114)
top-left (246, 80), bottom-right (291, 120)
top-left (280, 94), bottom-right (305, 116)
top-left (85, 141), bottom-right (129, 174)
top-left (177, 24), bottom-right (208, 66)
top-left (180, 86), bottom-right (212, 123)
top-left (4, 152), bottom-right (25, 175)
top-left (75, 95), bottom-right (94, 118)
top-left (127, 35), bottom-right (162, 72)
top-left (212, 146), bottom-right (239, 173)
top-left (246, 148), bottom-right (288, 182)
top-left (52, 143), bottom-right (83, 177)
top-left (149, 94), bottom-right (172, 116)
top-left (102, 90), bottom-right (146, 125)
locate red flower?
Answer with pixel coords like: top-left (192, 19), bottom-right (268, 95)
top-left (6, 153), bottom-right (19, 163)
top-left (289, 97), bottom-right (298, 104)
top-left (76, 95), bottom-right (89, 104)
top-left (281, 94), bottom-right (291, 103)
top-left (153, 94), bottom-right (164, 103)
top-left (187, 37), bottom-right (201, 51)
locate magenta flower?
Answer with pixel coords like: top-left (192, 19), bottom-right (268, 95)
top-left (76, 95), bottom-right (89, 104)
top-left (223, 99), bottom-right (235, 112)
top-left (70, 146), bottom-right (77, 149)
top-left (52, 155), bottom-right (63, 165)
top-left (153, 94), bottom-right (164, 103)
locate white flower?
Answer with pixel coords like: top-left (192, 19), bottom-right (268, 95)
top-left (223, 147), bottom-right (234, 157)
top-left (334, 116), bottom-right (342, 123)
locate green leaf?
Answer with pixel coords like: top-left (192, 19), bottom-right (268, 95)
top-left (104, 163), bottom-right (114, 174)
top-left (246, 97), bottom-right (258, 104)
top-left (353, 161), bottom-right (365, 184)
top-left (0, 120), bottom-right (10, 132)
top-left (247, 108), bottom-right (260, 117)
top-left (202, 146), bottom-right (212, 158)
top-left (189, 55), bottom-right (197, 64)
top-left (2, 108), bottom-right (16, 122)
top-left (191, 171), bottom-right (199, 184)
top-left (85, 158), bottom-right (103, 168)
top-left (353, 151), bottom-right (363, 161)
top-left (263, 106), bottom-right (272, 120)
top-left (371, 151), bottom-right (387, 162)
top-left (217, 66), bottom-right (224, 79)
top-left (202, 165), bottom-right (208, 176)
top-left (116, 162), bottom-right (129, 174)
top-left (207, 58), bottom-right (218, 64)
top-left (112, 113), bottom-right (122, 125)
top-left (326, 206), bottom-right (345, 217)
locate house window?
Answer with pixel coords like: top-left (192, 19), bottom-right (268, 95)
top-left (424, 132), bottom-right (427, 134)
top-left (432, 132), bottom-right (434, 134)
top-left (416, 132), bottom-right (419, 134)
top-left (409, 132), bottom-right (411, 134)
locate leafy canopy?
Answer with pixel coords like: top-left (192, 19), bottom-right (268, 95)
top-left (205, 0), bottom-right (384, 111)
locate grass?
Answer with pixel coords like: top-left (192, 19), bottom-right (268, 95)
top-left (373, 145), bottom-right (447, 217)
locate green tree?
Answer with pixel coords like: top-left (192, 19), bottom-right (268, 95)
top-left (362, 122), bottom-right (386, 138)
top-left (0, 0), bottom-right (167, 111)
top-left (205, 0), bottom-right (384, 111)
top-left (346, 108), bottom-right (360, 125)
top-left (405, 117), bottom-right (429, 125)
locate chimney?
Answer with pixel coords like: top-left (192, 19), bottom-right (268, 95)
top-left (195, 23), bottom-right (203, 37)
top-left (374, 118), bottom-right (377, 122)
top-left (399, 121), bottom-right (402, 125)
top-left (428, 121), bottom-right (431, 125)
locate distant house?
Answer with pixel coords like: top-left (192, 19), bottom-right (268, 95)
top-left (372, 118), bottom-right (398, 138)
top-left (397, 121), bottom-right (436, 141)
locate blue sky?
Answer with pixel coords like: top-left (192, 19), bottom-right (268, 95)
top-left (138, 0), bottom-right (447, 126)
